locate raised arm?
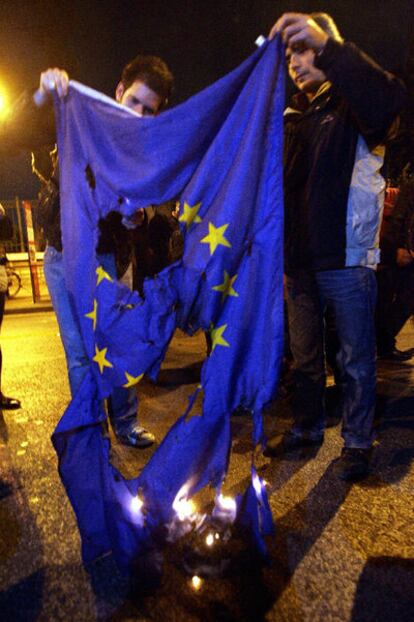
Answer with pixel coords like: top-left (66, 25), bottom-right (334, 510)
top-left (269, 12), bottom-right (407, 143)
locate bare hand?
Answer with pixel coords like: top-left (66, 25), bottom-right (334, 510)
top-left (268, 13), bottom-right (328, 52)
top-left (33, 68), bottom-right (69, 107)
top-left (171, 201), bottom-right (180, 220)
top-left (396, 247), bottom-right (414, 267)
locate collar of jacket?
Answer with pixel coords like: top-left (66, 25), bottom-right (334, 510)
top-left (286, 81), bottom-right (332, 116)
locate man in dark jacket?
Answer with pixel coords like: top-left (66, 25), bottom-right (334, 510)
top-left (264, 13), bottom-right (406, 480)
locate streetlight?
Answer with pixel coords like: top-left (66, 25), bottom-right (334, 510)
top-left (0, 85), bottom-right (9, 120)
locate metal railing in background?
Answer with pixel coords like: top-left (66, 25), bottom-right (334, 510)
top-left (2, 198), bottom-right (46, 254)
top-left (1, 198), bottom-right (48, 302)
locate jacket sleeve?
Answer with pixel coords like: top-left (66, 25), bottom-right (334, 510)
top-left (315, 38), bottom-right (407, 144)
top-left (0, 90), bottom-right (56, 153)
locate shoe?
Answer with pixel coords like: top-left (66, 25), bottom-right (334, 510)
top-left (325, 385), bottom-right (342, 428)
top-left (264, 431), bottom-right (323, 457)
top-left (378, 348), bottom-right (413, 362)
top-left (333, 447), bottom-right (371, 481)
top-left (0, 394), bottom-right (21, 410)
top-left (117, 425), bottom-right (155, 448)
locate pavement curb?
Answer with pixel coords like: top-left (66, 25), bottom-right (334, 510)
top-left (5, 300), bottom-right (54, 315)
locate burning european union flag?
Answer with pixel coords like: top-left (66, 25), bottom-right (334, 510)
top-left (52, 36), bottom-right (285, 571)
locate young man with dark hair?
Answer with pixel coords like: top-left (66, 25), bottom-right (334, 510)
top-left (2, 54), bottom-right (174, 447)
top-left (264, 13), bottom-right (406, 480)
top-left (118, 54), bottom-right (173, 111)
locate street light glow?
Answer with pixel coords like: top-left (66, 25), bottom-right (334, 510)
top-left (0, 86), bottom-right (9, 119)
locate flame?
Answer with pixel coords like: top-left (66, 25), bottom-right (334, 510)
top-left (252, 473), bottom-right (264, 499)
top-left (130, 494), bottom-right (144, 514)
top-left (216, 494), bottom-right (236, 513)
top-left (172, 483), bottom-right (197, 521)
top-left (205, 533), bottom-right (215, 547)
top-left (191, 575), bottom-right (203, 591)
top-left (175, 498), bottom-right (196, 521)
top-left (213, 493), bottom-right (237, 524)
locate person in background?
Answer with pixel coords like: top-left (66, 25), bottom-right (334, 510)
top-left (0, 203), bottom-right (21, 410)
top-left (376, 172), bottom-right (414, 359)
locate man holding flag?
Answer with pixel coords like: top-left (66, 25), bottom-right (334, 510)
top-left (1, 55), bottom-right (176, 448)
top-left (265, 13), bottom-right (406, 481)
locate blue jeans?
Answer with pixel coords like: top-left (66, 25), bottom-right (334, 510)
top-left (286, 267), bottom-right (377, 449)
top-left (43, 246), bottom-right (138, 435)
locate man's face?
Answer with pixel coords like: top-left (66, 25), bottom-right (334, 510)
top-left (286, 44), bottom-right (327, 95)
top-left (115, 79), bottom-right (162, 116)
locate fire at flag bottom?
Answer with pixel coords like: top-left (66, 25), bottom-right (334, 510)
top-left (51, 34), bottom-right (285, 573)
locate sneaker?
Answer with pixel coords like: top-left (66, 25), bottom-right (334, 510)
top-left (378, 348), bottom-right (413, 362)
top-left (117, 425), bottom-right (155, 448)
top-left (264, 431), bottom-right (323, 457)
top-left (0, 394), bottom-right (21, 410)
top-left (333, 447), bottom-right (371, 481)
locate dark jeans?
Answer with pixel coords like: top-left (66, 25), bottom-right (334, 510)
top-left (44, 246), bottom-right (138, 435)
top-left (286, 267), bottom-right (377, 449)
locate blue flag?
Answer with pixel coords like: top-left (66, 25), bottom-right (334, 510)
top-left (52, 37), bottom-right (285, 571)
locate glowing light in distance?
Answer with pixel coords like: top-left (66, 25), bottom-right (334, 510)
top-left (0, 89), bottom-right (8, 119)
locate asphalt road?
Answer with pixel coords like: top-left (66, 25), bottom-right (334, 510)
top-left (0, 307), bottom-right (414, 621)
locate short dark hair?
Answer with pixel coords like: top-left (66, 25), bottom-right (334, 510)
top-left (120, 55), bottom-right (174, 107)
top-left (310, 13), bottom-right (343, 42)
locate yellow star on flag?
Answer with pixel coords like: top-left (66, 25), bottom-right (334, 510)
top-left (85, 299), bottom-right (98, 330)
top-left (96, 265), bottom-right (113, 285)
top-left (212, 271), bottom-right (239, 302)
top-left (201, 222), bottom-right (231, 256)
top-left (179, 201), bottom-right (202, 228)
top-left (210, 323), bottom-right (230, 352)
top-left (93, 345), bottom-right (113, 374)
top-left (123, 372), bottom-right (144, 388)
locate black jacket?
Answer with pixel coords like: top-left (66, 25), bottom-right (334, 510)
top-left (284, 38), bottom-right (407, 272)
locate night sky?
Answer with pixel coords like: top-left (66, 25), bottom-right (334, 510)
top-left (1, 0), bottom-right (413, 198)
